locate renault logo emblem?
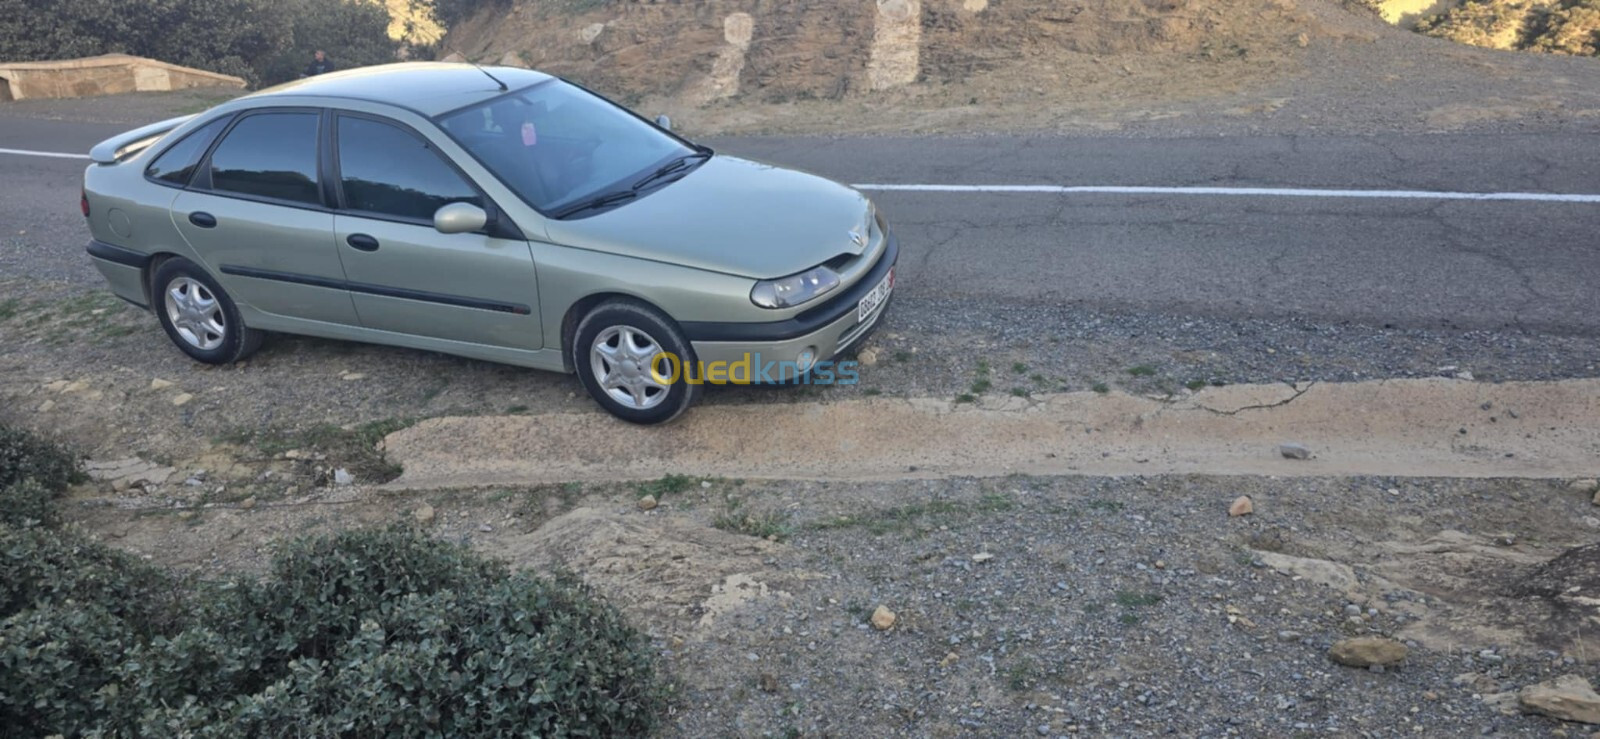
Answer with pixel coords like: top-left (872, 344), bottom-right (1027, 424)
top-left (849, 230), bottom-right (865, 248)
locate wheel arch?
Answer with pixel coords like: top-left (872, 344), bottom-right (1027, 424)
top-left (559, 291), bottom-right (675, 373)
top-left (142, 252), bottom-right (185, 308)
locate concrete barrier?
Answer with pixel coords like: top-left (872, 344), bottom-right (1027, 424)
top-left (0, 53), bottom-right (245, 101)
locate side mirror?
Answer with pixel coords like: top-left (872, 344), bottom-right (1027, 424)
top-left (434, 202), bottom-right (487, 234)
top-left (654, 114), bottom-right (671, 131)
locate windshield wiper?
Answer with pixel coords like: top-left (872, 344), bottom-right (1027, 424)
top-left (553, 190), bottom-right (638, 219)
top-left (632, 151), bottom-right (712, 192)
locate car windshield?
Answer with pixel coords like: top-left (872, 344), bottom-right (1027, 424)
top-left (438, 80), bottom-right (695, 216)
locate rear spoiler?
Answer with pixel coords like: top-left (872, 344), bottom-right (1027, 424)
top-left (88, 114), bottom-right (196, 165)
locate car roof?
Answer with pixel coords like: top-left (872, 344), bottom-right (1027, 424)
top-left (241, 62), bottom-right (553, 117)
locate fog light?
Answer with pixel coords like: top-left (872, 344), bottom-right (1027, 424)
top-left (796, 346), bottom-right (817, 372)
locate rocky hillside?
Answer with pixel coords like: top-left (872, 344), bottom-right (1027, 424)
top-left (438, 0), bottom-right (1600, 136)
top-left (444, 0), bottom-right (1314, 107)
top-left (1413, 0), bottom-right (1600, 55)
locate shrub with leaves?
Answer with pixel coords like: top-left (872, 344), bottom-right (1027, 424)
top-left (1, 524), bottom-right (665, 737)
top-left (0, 424), bottom-right (77, 492)
top-left (430, 0), bottom-right (514, 28)
top-left (0, 479), bottom-right (57, 528)
top-left (0, 524), bottom-right (178, 625)
top-left (0, 602), bottom-right (138, 737)
top-left (0, 0), bottom-right (401, 86)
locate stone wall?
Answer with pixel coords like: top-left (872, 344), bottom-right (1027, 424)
top-left (0, 54), bottom-right (245, 101)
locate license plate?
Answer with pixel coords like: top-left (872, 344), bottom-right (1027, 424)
top-left (857, 267), bottom-right (894, 322)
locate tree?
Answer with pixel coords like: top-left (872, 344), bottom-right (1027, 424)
top-left (0, 0), bottom-right (401, 87)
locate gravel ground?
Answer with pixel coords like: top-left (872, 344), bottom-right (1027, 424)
top-left (3, 280), bottom-right (1598, 465)
top-left (65, 472), bottom-right (1600, 737)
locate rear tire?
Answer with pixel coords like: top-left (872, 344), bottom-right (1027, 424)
top-left (152, 257), bottom-right (263, 365)
top-left (572, 300), bottom-right (701, 425)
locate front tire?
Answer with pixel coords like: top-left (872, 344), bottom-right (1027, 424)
top-left (572, 300), bottom-right (701, 425)
top-left (152, 257), bottom-right (263, 365)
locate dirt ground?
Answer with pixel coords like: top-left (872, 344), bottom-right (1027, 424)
top-left (4, 274), bottom-right (1597, 733)
top-left (62, 468), bottom-right (1600, 736)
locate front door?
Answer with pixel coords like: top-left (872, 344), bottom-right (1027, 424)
top-left (330, 113), bottom-right (541, 350)
top-left (171, 109), bottom-right (358, 325)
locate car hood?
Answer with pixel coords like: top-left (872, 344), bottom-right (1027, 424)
top-left (543, 155), bottom-right (871, 280)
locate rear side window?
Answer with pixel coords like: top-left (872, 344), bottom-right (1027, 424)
top-left (145, 117), bottom-right (229, 186)
top-left (206, 112), bottom-right (322, 205)
top-left (336, 116), bottom-right (482, 221)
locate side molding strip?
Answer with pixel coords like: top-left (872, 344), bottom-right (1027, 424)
top-left (219, 264), bottom-right (532, 315)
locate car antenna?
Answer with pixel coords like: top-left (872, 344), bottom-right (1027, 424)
top-left (443, 43), bottom-right (508, 91)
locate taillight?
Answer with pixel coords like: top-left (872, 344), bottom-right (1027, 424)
top-left (80, 190), bottom-right (89, 217)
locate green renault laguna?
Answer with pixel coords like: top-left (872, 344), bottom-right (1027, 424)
top-left (82, 63), bottom-right (896, 424)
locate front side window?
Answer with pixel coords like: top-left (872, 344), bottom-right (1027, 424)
top-left (438, 80), bottom-right (694, 215)
top-left (146, 116), bottom-right (230, 186)
top-left (336, 116), bottom-right (481, 221)
top-left (206, 112), bottom-right (321, 205)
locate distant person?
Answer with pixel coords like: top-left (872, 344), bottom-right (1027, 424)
top-left (303, 50), bottom-right (334, 77)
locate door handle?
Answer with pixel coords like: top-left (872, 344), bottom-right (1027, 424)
top-left (346, 233), bottom-right (380, 252)
top-left (188, 211), bottom-right (217, 228)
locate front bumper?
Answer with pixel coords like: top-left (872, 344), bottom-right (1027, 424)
top-left (687, 234), bottom-right (897, 384)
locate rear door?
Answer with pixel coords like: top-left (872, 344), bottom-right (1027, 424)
top-left (330, 112), bottom-right (542, 350)
top-left (171, 109), bottom-right (358, 325)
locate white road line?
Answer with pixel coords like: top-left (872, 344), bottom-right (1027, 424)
top-left (4, 144), bottom-right (1594, 203)
top-left (853, 183), bottom-right (1600, 203)
top-left (0, 147), bottom-right (91, 160)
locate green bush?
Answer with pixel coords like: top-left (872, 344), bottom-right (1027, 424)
top-left (0, 524), bottom-right (178, 625)
top-left (0, 0), bottom-right (401, 86)
top-left (0, 424), bottom-right (78, 492)
top-left (0, 424), bottom-right (661, 735)
top-left (0, 525), bottom-right (665, 737)
top-left (0, 479), bottom-right (58, 528)
top-left (0, 602), bottom-right (137, 737)
top-left (431, 0), bottom-right (513, 28)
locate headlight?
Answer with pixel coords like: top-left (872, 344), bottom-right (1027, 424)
top-left (750, 266), bottom-right (841, 309)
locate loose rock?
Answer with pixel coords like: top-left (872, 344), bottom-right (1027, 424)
top-left (1329, 636), bottom-right (1408, 667)
top-left (171, 393), bottom-right (194, 406)
top-left (150, 378), bottom-right (174, 390)
top-left (1519, 674), bottom-right (1600, 724)
top-left (638, 495), bottom-right (659, 511)
top-left (1229, 495), bottom-right (1254, 517)
top-left (413, 504), bottom-right (436, 525)
top-left (333, 468), bottom-right (354, 486)
top-left (1571, 478), bottom-right (1600, 494)
top-left (1279, 443), bottom-right (1311, 460)
top-left (858, 349), bottom-right (878, 366)
top-left (870, 605), bottom-right (897, 630)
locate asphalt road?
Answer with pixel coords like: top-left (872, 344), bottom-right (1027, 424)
top-left (5, 110), bottom-right (1599, 334)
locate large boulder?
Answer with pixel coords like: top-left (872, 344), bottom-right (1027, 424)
top-left (1519, 675), bottom-right (1600, 724)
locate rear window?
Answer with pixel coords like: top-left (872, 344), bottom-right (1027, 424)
top-left (145, 117), bottom-right (229, 186)
top-left (206, 112), bottom-right (322, 205)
